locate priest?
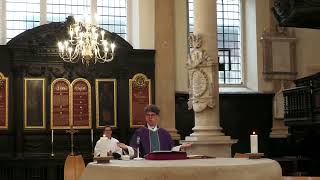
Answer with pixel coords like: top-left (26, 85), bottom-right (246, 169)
top-left (119, 104), bottom-right (191, 157)
top-left (94, 126), bottom-right (132, 158)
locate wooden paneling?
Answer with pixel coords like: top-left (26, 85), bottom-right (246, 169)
top-left (0, 19), bottom-right (155, 180)
top-left (175, 92), bottom-right (274, 155)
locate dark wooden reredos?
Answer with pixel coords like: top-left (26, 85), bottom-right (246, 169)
top-left (0, 19), bottom-right (155, 180)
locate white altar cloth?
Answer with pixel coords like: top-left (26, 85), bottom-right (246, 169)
top-left (80, 158), bottom-right (282, 180)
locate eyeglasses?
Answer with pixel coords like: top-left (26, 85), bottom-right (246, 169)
top-left (145, 113), bottom-right (156, 117)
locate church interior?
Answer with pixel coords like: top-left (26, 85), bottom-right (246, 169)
top-left (1, 0), bottom-right (320, 180)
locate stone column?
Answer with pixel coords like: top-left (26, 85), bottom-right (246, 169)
top-left (181, 0), bottom-right (236, 157)
top-left (155, 0), bottom-right (180, 140)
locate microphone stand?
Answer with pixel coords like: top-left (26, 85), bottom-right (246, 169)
top-left (134, 136), bottom-right (143, 160)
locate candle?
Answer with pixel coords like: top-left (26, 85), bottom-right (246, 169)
top-left (51, 129), bottom-right (54, 143)
top-left (250, 131), bottom-right (258, 153)
top-left (91, 129), bottom-right (94, 143)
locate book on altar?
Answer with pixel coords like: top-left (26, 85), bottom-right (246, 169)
top-left (187, 154), bottom-right (215, 159)
top-left (144, 151), bottom-right (187, 160)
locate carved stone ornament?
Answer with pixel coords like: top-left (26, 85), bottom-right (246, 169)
top-left (187, 34), bottom-right (215, 68)
top-left (191, 70), bottom-right (208, 98)
top-left (187, 34), bottom-right (216, 112)
top-left (273, 80), bottom-right (286, 120)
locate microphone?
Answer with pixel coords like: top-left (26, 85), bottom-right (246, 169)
top-left (136, 136), bottom-right (140, 145)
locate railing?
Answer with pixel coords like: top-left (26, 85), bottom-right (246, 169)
top-left (283, 86), bottom-right (312, 123)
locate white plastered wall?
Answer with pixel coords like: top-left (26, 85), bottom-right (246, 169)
top-left (295, 28), bottom-right (320, 78)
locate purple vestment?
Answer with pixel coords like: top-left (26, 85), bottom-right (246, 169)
top-left (129, 127), bottom-right (174, 156)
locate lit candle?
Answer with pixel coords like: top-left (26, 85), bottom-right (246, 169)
top-left (101, 30), bottom-right (105, 40)
top-left (91, 129), bottom-right (93, 144)
top-left (69, 28), bottom-right (74, 40)
top-left (51, 129), bottom-right (54, 143)
top-left (250, 131), bottom-right (258, 153)
top-left (68, 47), bottom-right (73, 56)
top-left (111, 43), bottom-right (115, 53)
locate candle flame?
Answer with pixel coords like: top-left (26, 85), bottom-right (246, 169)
top-left (253, 131), bottom-right (256, 135)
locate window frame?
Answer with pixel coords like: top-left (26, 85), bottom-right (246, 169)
top-left (0, 0), bottom-right (128, 44)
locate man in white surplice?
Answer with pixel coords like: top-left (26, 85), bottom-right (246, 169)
top-left (94, 126), bottom-right (129, 157)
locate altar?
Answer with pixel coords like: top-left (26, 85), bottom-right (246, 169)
top-left (80, 158), bottom-right (282, 180)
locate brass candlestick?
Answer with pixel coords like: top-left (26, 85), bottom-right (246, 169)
top-left (66, 126), bottom-right (79, 156)
top-left (51, 129), bottom-right (55, 157)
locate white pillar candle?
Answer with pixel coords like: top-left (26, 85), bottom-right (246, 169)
top-left (51, 129), bottom-right (54, 143)
top-left (250, 132), bottom-right (258, 153)
top-left (91, 129), bottom-right (94, 143)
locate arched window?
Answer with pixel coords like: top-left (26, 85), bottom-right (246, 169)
top-left (188, 0), bottom-right (242, 85)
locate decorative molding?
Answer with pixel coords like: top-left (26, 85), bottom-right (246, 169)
top-left (0, 72), bottom-right (8, 129)
top-left (260, 31), bottom-right (297, 80)
top-left (187, 34), bottom-right (217, 113)
top-left (129, 73), bottom-right (151, 127)
top-left (51, 78), bottom-right (72, 129)
top-left (95, 79), bottom-right (117, 128)
top-left (191, 69), bottom-right (209, 98)
top-left (273, 80), bottom-right (286, 120)
top-left (24, 78), bottom-right (46, 129)
top-left (187, 34), bottom-right (216, 68)
top-left (70, 78), bottom-right (92, 129)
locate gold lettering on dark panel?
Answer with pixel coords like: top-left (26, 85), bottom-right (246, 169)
top-left (51, 78), bottom-right (71, 129)
top-left (71, 78), bottom-right (91, 129)
top-left (129, 73), bottom-right (151, 128)
top-left (0, 72), bottom-right (8, 129)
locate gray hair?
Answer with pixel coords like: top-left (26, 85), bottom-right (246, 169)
top-left (144, 104), bottom-right (160, 115)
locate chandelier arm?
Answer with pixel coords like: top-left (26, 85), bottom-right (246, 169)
top-left (60, 49), bottom-right (79, 63)
top-left (71, 48), bottom-right (80, 63)
top-left (94, 44), bottom-right (103, 59)
top-left (94, 43), bottom-right (114, 63)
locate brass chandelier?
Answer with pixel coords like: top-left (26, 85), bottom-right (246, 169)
top-left (57, 16), bottom-right (116, 65)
